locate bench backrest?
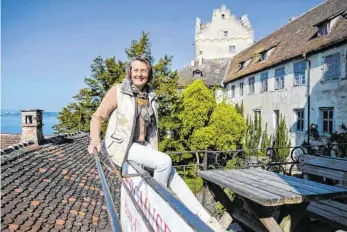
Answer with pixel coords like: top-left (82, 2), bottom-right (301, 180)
top-left (297, 155), bottom-right (347, 183)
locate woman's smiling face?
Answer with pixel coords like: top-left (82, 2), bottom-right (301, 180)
top-left (130, 60), bottom-right (149, 90)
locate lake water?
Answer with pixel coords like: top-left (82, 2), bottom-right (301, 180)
top-left (1, 111), bottom-right (59, 135)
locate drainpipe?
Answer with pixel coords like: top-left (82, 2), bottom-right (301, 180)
top-left (303, 53), bottom-right (311, 145)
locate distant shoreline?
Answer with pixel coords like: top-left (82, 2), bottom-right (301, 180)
top-left (1, 111), bottom-right (59, 135)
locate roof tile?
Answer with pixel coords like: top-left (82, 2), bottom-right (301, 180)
top-left (1, 133), bottom-right (121, 230)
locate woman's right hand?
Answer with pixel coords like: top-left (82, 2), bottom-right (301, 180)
top-left (88, 142), bottom-right (101, 155)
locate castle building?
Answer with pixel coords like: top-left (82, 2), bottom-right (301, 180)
top-left (178, 4), bottom-right (254, 87)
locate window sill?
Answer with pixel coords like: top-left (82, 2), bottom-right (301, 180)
top-left (293, 84), bottom-right (306, 87)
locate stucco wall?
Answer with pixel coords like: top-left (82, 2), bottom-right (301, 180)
top-left (226, 44), bottom-right (347, 146)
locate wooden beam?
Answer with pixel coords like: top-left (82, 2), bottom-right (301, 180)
top-left (206, 182), bottom-right (268, 232)
top-left (298, 155), bottom-right (347, 172)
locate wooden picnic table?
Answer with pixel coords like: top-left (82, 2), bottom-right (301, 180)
top-left (198, 168), bottom-right (347, 232)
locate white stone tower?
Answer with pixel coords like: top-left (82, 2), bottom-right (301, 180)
top-left (195, 4), bottom-right (254, 60)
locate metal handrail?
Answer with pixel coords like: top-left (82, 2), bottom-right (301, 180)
top-left (93, 151), bottom-right (122, 232)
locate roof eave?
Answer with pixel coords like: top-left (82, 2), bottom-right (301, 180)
top-left (224, 37), bottom-right (347, 85)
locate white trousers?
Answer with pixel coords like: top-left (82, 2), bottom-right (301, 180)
top-left (127, 142), bottom-right (172, 187)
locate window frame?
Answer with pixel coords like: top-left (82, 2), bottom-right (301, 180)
top-left (275, 67), bottom-right (285, 90)
top-left (320, 107), bottom-right (334, 134)
top-left (229, 45), bottom-right (236, 54)
top-left (323, 53), bottom-right (340, 81)
top-left (25, 115), bottom-right (33, 124)
top-left (294, 109), bottom-right (304, 131)
top-left (318, 21), bottom-right (330, 37)
top-left (259, 51), bottom-right (268, 61)
top-left (239, 82), bottom-right (244, 96)
top-left (231, 85), bottom-right (235, 98)
top-left (260, 72), bottom-right (268, 93)
top-left (248, 77), bottom-right (255, 95)
top-left (294, 60), bottom-right (306, 86)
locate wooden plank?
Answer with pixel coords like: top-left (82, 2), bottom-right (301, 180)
top-left (199, 171), bottom-right (284, 206)
top-left (307, 205), bottom-right (347, 228)
top-left (336, 184), bottom-right (347, 189)
top-left (242, 169), bottom-right (338, 196)
top-left (230, 169), bottom-right (318, 196)
top-left (297, 163), bottom-right (347, 182)
top-left (242, 168), bottom-right (347, 194)
top-left (214, 170), bottom-right (303, 204)
top-left (299, 155), bottom-right (347, 172)
top-left (311, 200), bottom-right (347, 216)
top-left (243, 168), bottom-right (340, 194)
top-left (259, 217), bottom-right (283, 232)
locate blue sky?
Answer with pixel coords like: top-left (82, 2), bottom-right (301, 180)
top-left (2, 0), bottom-right (323, 112)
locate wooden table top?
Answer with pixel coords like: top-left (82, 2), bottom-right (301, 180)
top-left (198, 168), bottom-right (347, 206)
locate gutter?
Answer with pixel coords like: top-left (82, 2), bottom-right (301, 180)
top-left (303, 52), bottom-right (311, 145)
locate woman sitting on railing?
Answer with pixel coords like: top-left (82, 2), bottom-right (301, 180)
top-left (87, 56), bottom-right (172, 187)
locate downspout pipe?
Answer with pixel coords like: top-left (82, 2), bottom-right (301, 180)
top-left (303, 52), bottom-right (311, 145)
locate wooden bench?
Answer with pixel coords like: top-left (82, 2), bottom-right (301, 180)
top-left (297, 154), bottom-right (347, 229)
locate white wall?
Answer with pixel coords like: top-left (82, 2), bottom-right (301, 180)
top-left (226, 44), bottom-right (347, 146)
top-left (195, 5), bottom-right (254, 60)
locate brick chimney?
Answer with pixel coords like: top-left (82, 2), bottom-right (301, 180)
top-left (21, 109), bottom-right (44, 144)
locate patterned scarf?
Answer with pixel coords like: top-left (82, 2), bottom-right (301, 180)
top-left (122, 78), bottom-right (155, 126)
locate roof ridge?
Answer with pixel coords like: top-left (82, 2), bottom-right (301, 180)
top-left (255, 0), bottom-right (330, 43)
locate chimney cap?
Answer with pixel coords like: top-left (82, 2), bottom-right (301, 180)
top-left (20, 109), bottom-right (44, 112)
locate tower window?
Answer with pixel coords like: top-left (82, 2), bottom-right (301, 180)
top-left (25, 115), bottom-right (33, 124)
top-left (221, 14), bottom-right (225, 19)
top-left (224, 31), bottom-right (228, 37)
top-left (229, 45), bottom-right (236, 54)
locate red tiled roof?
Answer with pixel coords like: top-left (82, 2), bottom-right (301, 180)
top-left (1, 132), bottom-right (120, 231)
top-left (1, 134), bottom-right (22, 149)
top-left (224, 0), bottom-right (347, 84)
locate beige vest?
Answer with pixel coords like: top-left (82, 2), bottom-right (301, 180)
top-left (104, 83), bottom-right (159, 167)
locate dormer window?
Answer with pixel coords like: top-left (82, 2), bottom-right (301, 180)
top-left (221, 14), bottom-right (225, 19)
top-left (193, 69), bottom-right (203, 77)
top-left (318, 21), bottom-right (330, 36)
top-left (240, 61), bottom-right (245, 70)
top-left (224, 31), bottom-right (228, 37)
top-left (239, 58), bottom-right (251, 70)
top-left (260, 51), bottom-right (268, 61)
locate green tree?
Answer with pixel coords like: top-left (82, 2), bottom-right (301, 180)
top-left (273, 115), bottom-right (291, 161)
top-left (54, 32), bottom-right (178, 139)
top-left (234, 101), bottom-right (244, 116)
top-left (190, 102), bottom-right (247, 151)
top-left (244, 113), bottom-right (262, 156)
top-left (54, 56), bottom-right (126, 134)
top-left (260, 123), bottom-right (272, 156)
top-left (180, 80), bottom-right (216, 144)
